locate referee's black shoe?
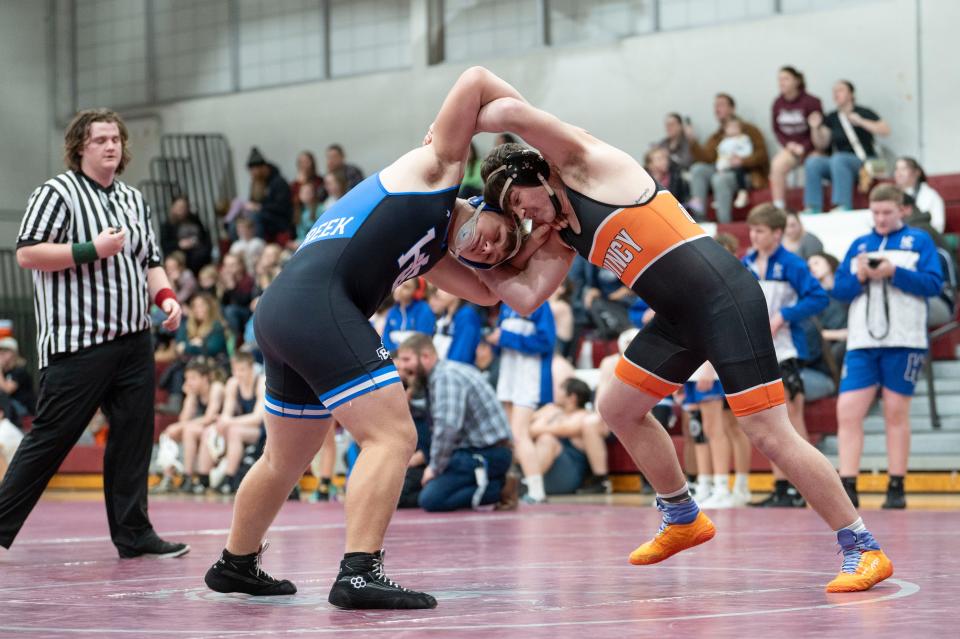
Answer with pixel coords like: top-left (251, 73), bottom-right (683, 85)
top-left (205, 544), bottom-right (296, 596)
top-left (328, 550), bottom-right (437, 609)
top-left (118, 535), bottom-right (190, 559)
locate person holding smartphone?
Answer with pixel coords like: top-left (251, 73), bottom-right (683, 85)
top-left (831, 184), bottom-right (943, 510)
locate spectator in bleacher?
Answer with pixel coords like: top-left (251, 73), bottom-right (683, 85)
top-left (160, 196), bottom-right (212, 275)
top-left (583, 263), bottom-right (636, 340)
top-left (197, 264), bottom-right (218, 297)
top-left (895, 157), bottom-right (946, 233)
top-left (0, 393), bottom-right (23, 483)
top-left (178, 293), bottom-right (229, 364)
top-left (245, 147), bottom-right (293, 241)
top-left (808, 252), bottom-right (849, 368)
top-left (628, 296), bottom-right (655, 328)
top-left (459, 142), bottom-right (484, 198)
top-left (428, 289), bottom-right (483, 365)
top-left (395, 334), bottom-right (513, 512)
top-left (158, 293), bottom-right (230, 414)
top-left (294, 181), bottom-right (324, 244)
top-left (657, 113), bottom-right (693, 171)
top-left (197, 351), bottom-right (265, 495)
top-left (782, 211), bottom-right (824, 260)
top-left (715, 118), bottom-right (753, 210)
top-left (474, 331), bottom-right (500, 389)
top-left (370, 296), bottom-right (394, 338)
top-left (243, 298), bottom-right (261, 362)
top-left (492, 301), bottom-right (555, 504)
top-left (219, 253), bottom-right (255, 342)
top-left (681, 361), bottom-right (744, 508)
top-left (565, 255), bottom-right (592, 360)
top-left (322, 169), bottom-right (348, 209)
top-left (897, 194), bottom-right (957, 326)
top-left (714, 231), bottom-right (740, 256)
top-left (644, 147), bottom-right (688, 204)
top-left (383, 279), bottom-right (436, 353)
top-left (311, 425), bottom-right (339, 502)
top-left (832, 184), bottom-right (943, 510)
top-left (744, 204), bottom-right (829, 507)
top-left (770, 66), bottom-right (823, 210)
top-left (532, 377), bottom-right (610, 495)
top-left (687, 93), bottom-right (769, 222)
top-left (251, 243), bottom-right (282, 298)
top-left (805, 80), bottom-right (890, 213)
top-left (325, 144), bottom-right (363, 191)
top-left (156, 358), bottom-right (226, 494)
top-left (289, 151), bottom-right (326, 225)
top-left (164, 251), bottom-right (197, 304)
top-left (0, 338), bottom-right (35, 425)
top-left (228, 217), bottom-right (266, 275)
top-left (549, 280), bottom-right (575, 359)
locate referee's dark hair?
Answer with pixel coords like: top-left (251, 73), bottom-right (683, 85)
top-left (63, 108), bottom-right (131, 174)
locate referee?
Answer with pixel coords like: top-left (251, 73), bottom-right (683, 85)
top-left (0, 108), bottom-right (189, 558)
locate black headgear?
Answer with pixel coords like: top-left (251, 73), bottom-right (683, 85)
top-left (486, 148), bottom-right (561, 220)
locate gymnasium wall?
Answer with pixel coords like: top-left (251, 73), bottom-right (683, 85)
top-left (0, 1), bottom-right (51, 246)
top-left (0, 0), bottom-right (958, 246)
top-left (121, 0), bottom-right (958, 199)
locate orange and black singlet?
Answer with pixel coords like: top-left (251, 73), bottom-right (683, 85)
top-left (558, 186), bottom-right (785, 417)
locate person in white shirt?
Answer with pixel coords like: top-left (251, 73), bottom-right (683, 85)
top-left (715, 118), bottom-right (754, 210)
top-left (894, 157), bottom-right (946, 233)
top-left (229, 216), bottom-right (266, 274)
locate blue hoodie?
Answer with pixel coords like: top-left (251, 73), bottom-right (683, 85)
top-left (383, 299), bottom-right (436, 352)
top-left (742, 244), bottom-right (828, 362)
top-left (497, 302), bottom-right (555, 405)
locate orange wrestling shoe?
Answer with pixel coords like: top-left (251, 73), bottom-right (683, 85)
top-left (629, 500), bottom-right (716, 565)
top-left (826, 529), bottom-right (893, 592)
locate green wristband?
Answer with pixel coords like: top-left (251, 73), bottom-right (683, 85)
top-left (71, 241), bottom-right (99, 265)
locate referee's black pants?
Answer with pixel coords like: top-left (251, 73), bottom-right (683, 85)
top-left (0, 330), bottom-right (156, 553)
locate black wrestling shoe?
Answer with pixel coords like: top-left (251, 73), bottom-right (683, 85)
top-left (328, 550), bottom-right (437, 610)
top-left (204, 543), bottom-right (297, 596)
top-left (785, 486), bottom-right (807, 508)
top-left (881, 489), bottom-right (906, 509)
top-left (750, 492), bottom-right (790, 507)
top-left (575, 475), bottom-right (612, 495)
top-left (118, 535), bottom-right (190, 559)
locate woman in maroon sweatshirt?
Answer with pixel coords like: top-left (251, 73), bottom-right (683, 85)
top-left (769, 66), bottom-right (823, 209)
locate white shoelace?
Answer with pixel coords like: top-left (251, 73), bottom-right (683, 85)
top-left (373, 551), bottom-right (408, 591)
top-left (252, 542), bottom-right (279, 581)
top-left (840, 546), bottom-right (863, 573)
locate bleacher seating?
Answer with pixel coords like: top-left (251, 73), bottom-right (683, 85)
top-left (48, 174), bottom-right (960, 477)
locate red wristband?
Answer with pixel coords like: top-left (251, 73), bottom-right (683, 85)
top-left (154, 288), bottom-right (176, 307)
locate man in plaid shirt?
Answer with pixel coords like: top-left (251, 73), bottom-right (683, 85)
top-left (396, 334), bottom-right (512, 512)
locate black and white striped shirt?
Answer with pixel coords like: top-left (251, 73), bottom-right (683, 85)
top-left (17, 170), bottom-right (162, 368)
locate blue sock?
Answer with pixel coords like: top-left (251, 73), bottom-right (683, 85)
top-left (656, 496), bottom-right (699, 525)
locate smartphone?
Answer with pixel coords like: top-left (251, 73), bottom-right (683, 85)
top-left (867, 257), bottom-right (882, 268)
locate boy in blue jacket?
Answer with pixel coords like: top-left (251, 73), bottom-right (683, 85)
top-left (832, 184), bottom-right (942, 509)
top-left (743, 204), bottom-right (828, 508)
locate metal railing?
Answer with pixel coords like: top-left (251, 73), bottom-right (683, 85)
top-left (139, 133), bottom-right (236, 248)
top-left (924, 320), bottom-right (960, 431)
